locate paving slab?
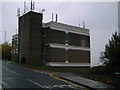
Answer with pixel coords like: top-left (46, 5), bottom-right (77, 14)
top-left (55, 73), bottom-right (115, 90)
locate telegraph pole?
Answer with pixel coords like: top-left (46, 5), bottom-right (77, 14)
top-left (0, 30), bottom-right (6, 43)
top-left (4, 31), bottom-right (6, 42)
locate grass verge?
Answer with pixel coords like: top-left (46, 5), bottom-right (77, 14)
top-left (10, 61), bottom-right (65, 72)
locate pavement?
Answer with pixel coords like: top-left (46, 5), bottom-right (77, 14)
top-left (55, 73), bottom-right (115, 90)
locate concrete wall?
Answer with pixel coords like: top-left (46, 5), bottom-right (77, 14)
top-left (18, 12), bottom-right (30, 63)
top-left (18, 11), bottom-right (43, 65)
top-left (29, 12), bottom-right (43, 65)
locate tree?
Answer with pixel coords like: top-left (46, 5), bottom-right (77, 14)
top-left (100, 32), bottom-right (120, 74)
top-left (1, 42), bottom-right (12, 60)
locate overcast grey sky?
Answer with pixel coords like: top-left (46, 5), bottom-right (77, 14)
top-left (1, 1), bottom-right (118, 66)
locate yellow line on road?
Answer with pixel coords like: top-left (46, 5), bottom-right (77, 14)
top-left (50, 73), bottom-right (86, 89)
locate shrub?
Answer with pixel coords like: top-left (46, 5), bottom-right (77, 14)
top-left (89, 66), bottom-right (111, 76)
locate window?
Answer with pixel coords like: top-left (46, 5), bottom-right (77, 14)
top-left (15, 49), bottom-right (18, 53)
top-left (13, 44), bottom-right (16, 47)
top-left (81, 39), bottom-right (86, 47)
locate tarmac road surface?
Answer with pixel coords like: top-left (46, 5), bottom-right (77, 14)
top-left (2, 61), bottom-right (87, 90)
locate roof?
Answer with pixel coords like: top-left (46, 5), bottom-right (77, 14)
top-left (43, 21), bottom-right (90, 36)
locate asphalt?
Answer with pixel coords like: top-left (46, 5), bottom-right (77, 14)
top-left (2, 61), bottom-right (87, 90)
top-left (2, 61), bottom-right (115, 90)
top-left (55, 73), bottom-right (115, 90)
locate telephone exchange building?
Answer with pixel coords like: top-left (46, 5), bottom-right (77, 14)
top-left (12, 11), bottom-right (91, 68)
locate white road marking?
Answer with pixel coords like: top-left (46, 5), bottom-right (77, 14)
top-left (67, 85), bottom-right (77, 88)
top-left (2, 66), bottom-right (21, 76)
top-left (52, 85), bottom-right (64, 88)
top-left (28, 79), bottom-right (45, 88)
top-left (43, 85), bottom-right (50, 88)
top-left (28, 79), bottom-right (77, 89)
top-left (0, 81), bottom-right (10, 88)
top-left (42, 84), bottom-right (77, 89)
top-left (2, 66), bottom-right (8, 70)
top-left (34, 71), bottom-right (50, 75)
top-left (34, 71), bottom-right (52, 75)
top-left (46, 85), bottom-right (53, 88)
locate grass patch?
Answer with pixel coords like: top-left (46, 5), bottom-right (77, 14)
top-left (39, 66), bottom-right (65, 72)
top-left (11, 61), bottom-right (65, 72)
top-left (15, 61), bottom-right (39, 68)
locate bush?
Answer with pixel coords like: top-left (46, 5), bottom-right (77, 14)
top-left (89, 66), bottom-right (111, 76)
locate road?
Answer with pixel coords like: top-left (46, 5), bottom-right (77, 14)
top-left (2, 61), bottom-right (86, 90)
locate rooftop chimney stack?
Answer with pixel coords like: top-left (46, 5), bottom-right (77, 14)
top-left (30, 0), bottom-right (32, 11)
top-left (24, 2), bottom-right (26, 13)
top-left (31, 0), bottom-right (35, 11)
top-left (33, 2), bottom-right (35, 10)
top-left (52, 13), bottom-right (54, 22)
top-left (83, 21), bottom-right (85, 29)
top-left (17, 8), bottom-right (20, 17)
top-left (78, 16), bottom-right (80, 27)
top-left (55, 14), bottom-right (58, 22)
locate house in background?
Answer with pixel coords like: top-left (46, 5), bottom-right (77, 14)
top-left (11, 11), bottom-right (91, 72)
top-left (11, 34), bottom-right (18, 61)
